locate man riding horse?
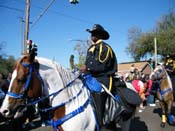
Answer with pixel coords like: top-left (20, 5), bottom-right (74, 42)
top-left (165, 55), bottom-right (175, 99)
top-left (80, 24), bottom-right (118, 127)
top-left (79, 24), bottom-right (141, 130)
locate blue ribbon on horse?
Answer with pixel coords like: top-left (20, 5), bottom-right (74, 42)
top-left (81, 74), bottom-right (102, 93)
top-left (168, 114), bottom-right (175, 125)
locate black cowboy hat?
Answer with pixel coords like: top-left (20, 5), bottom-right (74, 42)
top-left (86, 24), bottom-right (110, 40)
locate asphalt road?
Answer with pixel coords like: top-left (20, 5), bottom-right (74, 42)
top-left (0, 102), bottom-right (175, 131)
top-left (130, 102), bottom-right (175, 131)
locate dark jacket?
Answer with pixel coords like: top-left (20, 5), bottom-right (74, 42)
top-left (85, 40), bottom-right (117, 89)
top-left (165, 61), bottom-right (175, 76)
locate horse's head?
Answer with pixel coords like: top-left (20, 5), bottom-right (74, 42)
top-left (0, 52), bottom-right (43, 118)
top-left (150, 65), bottom-right (166, 80)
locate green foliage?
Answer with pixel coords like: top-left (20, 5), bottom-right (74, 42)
top-left (73, 42), bottom-right (87, 68)
top-left (0, 55), bottom-right (15, 75)
top-left (69, 54), bottom-right (75, 69)
top-left (126, 12), bottom-right (175, 61)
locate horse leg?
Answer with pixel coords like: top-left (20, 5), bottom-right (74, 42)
top-left (167, 100), bottom-right (175, 125)
top-left (38, 98), bottom-right (52, 126)
top-left (159, 101), bottom-right (166, 127)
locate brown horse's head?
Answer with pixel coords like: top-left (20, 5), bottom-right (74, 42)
top-left (0, 52), bottom-right (43, 118)
top-left (150, 64), bottom-right (174, 101)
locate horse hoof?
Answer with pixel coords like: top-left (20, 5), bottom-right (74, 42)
top-left (160, 122), bottom-right (166, 128)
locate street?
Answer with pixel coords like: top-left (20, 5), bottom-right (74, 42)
top-left (0, 102), bottom-right (175, 131)
top-left (129, 102), bottom-right (175, 131)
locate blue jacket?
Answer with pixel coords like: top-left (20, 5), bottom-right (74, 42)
top-left (85, 40), bottom-right (117, 89)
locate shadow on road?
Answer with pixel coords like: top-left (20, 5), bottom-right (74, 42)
top-left (130, 116), bottom-right (148, 131)
top-left (0, 119), bottom-right (42, 131)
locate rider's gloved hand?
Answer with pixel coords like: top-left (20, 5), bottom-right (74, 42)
top-left (79, 65), bottom-right (87, 73)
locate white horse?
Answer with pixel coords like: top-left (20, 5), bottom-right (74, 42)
top-left (39, 57), bottom-right (97, 131)
top-left (0, 57), bottom-right (97, 131)
top-left (1, 56), bottom-right (138, 131)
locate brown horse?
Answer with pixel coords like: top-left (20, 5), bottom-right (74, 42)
top-left (150, 65), bottom-right (175, 127)
top-left (0, 50), bottom-right (44, 130)
top-left (0, 52), bottom-right (42, 118)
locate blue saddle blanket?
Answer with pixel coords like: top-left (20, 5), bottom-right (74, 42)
top-left (83, 74), bottom-right (102, 93)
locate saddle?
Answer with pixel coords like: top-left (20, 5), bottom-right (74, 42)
top-left (80, 73), bottom-right (142, 127)
top-left (103, 83), bottom-right (142, 125)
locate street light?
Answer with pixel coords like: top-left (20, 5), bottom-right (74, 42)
top-left (69, 0), bottom-right (79, 4)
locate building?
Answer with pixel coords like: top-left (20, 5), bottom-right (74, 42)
top-left (117, 61), bottom-right (153, 77)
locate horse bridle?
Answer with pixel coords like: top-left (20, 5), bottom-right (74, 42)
top-left (153, 66), bottom-right (166, 80)
top-left (153, 65), bottom-right (172, 100)
top-left (7, 62), bottom-right (44, 100)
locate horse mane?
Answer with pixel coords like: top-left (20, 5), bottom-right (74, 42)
top-left (36, 57), bottom-right (86, 108)
top-left (54, 63), bottom-right (78, 87)
top-left (37, 57), bottom-right (80, 88)
top-left (160, 65), bottom-right (169, 76)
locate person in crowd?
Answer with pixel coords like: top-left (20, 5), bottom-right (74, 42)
top-left (165, 56), bottom-right (175, 75)
top-left (0, 73), bottom-right (10, 94)
top-left (79, 24), bottom-right (118, 127)
top-left (132, 73), bottom-right (146, 112)
top-left (130, 64), bottom-right (137, 81)
top-left (145, 75), bottom-right (156, 106)
top-left (0, 73), bottom-right (11, 106)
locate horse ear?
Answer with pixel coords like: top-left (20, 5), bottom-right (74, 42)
top-left (28, 41), bottom-right (38, 62)
top-left (34, 59), bottom-right (40, 70)
top-left (29, 49), bottom-right (35, 62)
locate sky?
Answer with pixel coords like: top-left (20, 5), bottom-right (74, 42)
top-left (0, 0), bottom-right (174, 68)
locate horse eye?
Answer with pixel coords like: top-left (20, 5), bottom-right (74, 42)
top-left (17, 78), bottom-right (26, 83)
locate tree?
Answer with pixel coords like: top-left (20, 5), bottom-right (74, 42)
top-left (156, 12), bottom-right (175, 32)
top-left (126, 27), bottom-right (154, 61)
top-left (0, 56), bottom-right (15, 75)
top-left (156, 12), bottom-right (175, 57)
top-left (69, 54), bottom-right (75, 69)
top-left (0, 41), bottom-right (15, 75)
top-left (126, 12), bottom-right (175, 61)
top-left (73, 41), bottom-right (88, 67)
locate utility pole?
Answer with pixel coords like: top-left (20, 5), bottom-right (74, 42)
top-left (20, 17), bottom-right (24, 55)
top-left (22, 0), bottom-right (79, 54)
top-left (154, 37), bottom-right (157, 67)
top-left (23, 0), bottom-right (30, 55)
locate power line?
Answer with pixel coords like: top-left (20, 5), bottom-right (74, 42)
top-left (0, 1), bottom-right (94, 32)
top-left (48, 9), bottom-right (94, 24)
top-left (29, 3), bottom-right (94, 30)
top-left (30, 0), bottom-right (56, 29)
top-left (0, 5), bottom-right (24, 12)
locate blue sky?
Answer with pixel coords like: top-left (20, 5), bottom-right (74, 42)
top-left (0, 0), bottom-right (174, 68)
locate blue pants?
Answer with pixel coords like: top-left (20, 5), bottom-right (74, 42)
top-left (147, 94), bottom-right (155, 104)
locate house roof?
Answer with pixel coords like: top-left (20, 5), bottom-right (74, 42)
top-left (118, 61), bottom-right (153, 76)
